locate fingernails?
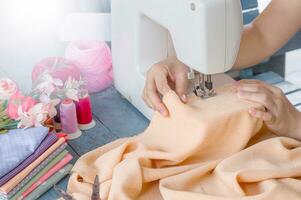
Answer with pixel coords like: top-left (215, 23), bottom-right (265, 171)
top-left (181, 94), bottom-right (187, 103)
top-left (249, 108), bottom-right (256, 116)
top-left (237, 91), bottom-right (244, 98)
top-left (232, 81), bottom-right (240, 92)
top-left (157, 106), bottom-right (168, 117)
top-left (233, 81), bottom-right (240, 86)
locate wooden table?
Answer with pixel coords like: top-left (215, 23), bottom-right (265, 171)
top-left (40, 72), bottom-right (301, 199)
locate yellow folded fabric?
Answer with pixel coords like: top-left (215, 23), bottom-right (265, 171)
top-left (0, 138), bottom-right (65, 194)
top-left (67, 86), bottom-right (301, 200)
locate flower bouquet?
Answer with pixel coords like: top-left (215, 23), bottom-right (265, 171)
top-left (0, 74), bottom-right (84, 133)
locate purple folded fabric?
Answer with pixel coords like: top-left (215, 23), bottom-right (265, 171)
top-left (0, 134), bottom-right (58, 186)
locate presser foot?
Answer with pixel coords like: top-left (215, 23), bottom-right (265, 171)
top-left (193, 86), bottom-right (216, 99)
top-left (188, 70), bottom-right (217, 99)
top-left (193, 74), bottom-right (216, 99)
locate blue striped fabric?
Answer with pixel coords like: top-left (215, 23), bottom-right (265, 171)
top-left (0, 127), bottom-right (49, 178)
top-left (0, 134), bottom-right (58, 186)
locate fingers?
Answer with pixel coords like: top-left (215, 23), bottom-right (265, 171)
top-left (234, 79), bottom-right (279, 122)
top-left (236, 83), bottom-right (264, 93)
top-left (143, 65), bottom-right (171, 117)
top-left (249, 108), bottom-right (275, 123)
top-left (143, 60), bottom-right (188, 117)
top-left (154, 67), bottom-right (172, 96)
top-left (175, 73), bottom-right (188, 103)
top-left (236, 79), bottom-right (262, 85)
top-left (237, 90), bottom-right (277, 113)
top-left (143, 87), bottom-right (153, 109)
top-left (145, 78), bottom-right (169, 117)
top-left (234, 79), bottom-right (283, 96)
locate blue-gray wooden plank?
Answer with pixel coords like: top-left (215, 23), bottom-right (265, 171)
top-left (251, 71), bottom-right (284, 84)
top-left (241, 0), bottom-right (258, 10)
top-left (243, 10), bottom-right (259, 25)
top-left (90, 86), bottom-right (149, 138)
top-left (286, 91), bottom-right (301, 106)
top-left (274, 81), bottom-right (300, 95)
top-left (68, 118), bottom-right (118, 156)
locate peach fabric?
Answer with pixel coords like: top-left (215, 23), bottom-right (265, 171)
top-left (67, 86), bottom-right (301, 200)
top-left (0, 138), bottom-right (65, 194)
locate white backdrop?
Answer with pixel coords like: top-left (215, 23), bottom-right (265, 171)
top-left (0, 0), bottom-right (110, 92)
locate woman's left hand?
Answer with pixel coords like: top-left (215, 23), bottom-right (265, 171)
top-left (233, 79), bottom-right (301, 140)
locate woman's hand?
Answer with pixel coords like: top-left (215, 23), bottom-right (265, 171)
top-left (143, 57), bottom-right (189, 117)
top-left (234, 79), bottom-right (301, 140)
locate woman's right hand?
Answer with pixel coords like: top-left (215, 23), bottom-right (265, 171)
top-left (142, 57), bottom-right (189, 117)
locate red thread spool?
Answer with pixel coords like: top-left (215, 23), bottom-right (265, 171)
top-left (76, 89), bottom-right (96, 130)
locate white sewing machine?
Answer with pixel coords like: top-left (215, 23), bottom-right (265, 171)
top-left (111, 0), bottom-right (243, 119)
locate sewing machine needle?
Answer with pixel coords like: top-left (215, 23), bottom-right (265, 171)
top-left (205, 75), bottom-right (213, 91)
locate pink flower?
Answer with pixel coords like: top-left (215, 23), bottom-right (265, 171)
top-left (63, 77), bottom-right (84, 101)
top-left (34, 74), bottom-right (63, 97)
top-left (0, 78), bottom-right (18, 100)
top-left (40, 96), bottom-right (60, 118)
top-left (7, 92), bottom-right (36, 120)
top-left (16, 97), bottom-right (60, 129)
top-left (17, 103), bottom-right (48, 129)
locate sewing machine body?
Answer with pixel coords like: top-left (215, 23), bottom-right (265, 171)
top-left (111, 0), bottom-right (243, 119)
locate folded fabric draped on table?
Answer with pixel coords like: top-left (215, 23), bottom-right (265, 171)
top-left (0, 134), bottom-right (57, 186)
top-left (67, 86), bottom-right (301, 200)
top-left (26, 164), bottom-right (73, 200)
top-left (10, 150), bottom-right (70, 200)
top-left (3, 143), bottom-right (67, 199)
top-left (0, 127), bottom-right (49, 178)
top-left (0, 133), bottom-right (73, 200)
top-left (20, 152), bottom-right (73, 199)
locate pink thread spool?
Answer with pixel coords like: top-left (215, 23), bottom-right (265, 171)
top-left (60, 99), bottom-right (82, 140)
top-left (75, 89), bottom-right (96, 130)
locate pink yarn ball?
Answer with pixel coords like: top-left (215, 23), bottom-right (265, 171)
top-left (32, 57), bottom-right (81, 83)
top-left (65, 40), bottom-right (113, 93)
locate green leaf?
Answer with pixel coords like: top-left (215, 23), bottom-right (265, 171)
top-left (0, 121), bottom-right (18, 130)
top-left (2, 100), bottom-right (8, 109)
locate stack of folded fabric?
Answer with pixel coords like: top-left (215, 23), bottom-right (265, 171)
top-left (0, 127), bottom-right (73, 200)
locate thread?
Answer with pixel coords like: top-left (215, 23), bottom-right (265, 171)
top-left (60, 99), bottom-right (82, 139)
top-left (32, 57), bottom-right (81, 84)
top-left (76, 90), bottom-right (93, 124)
top-left (65, 40), bottom-right (113, 93)
top-left (76, 89), bottom-right (96, 130)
